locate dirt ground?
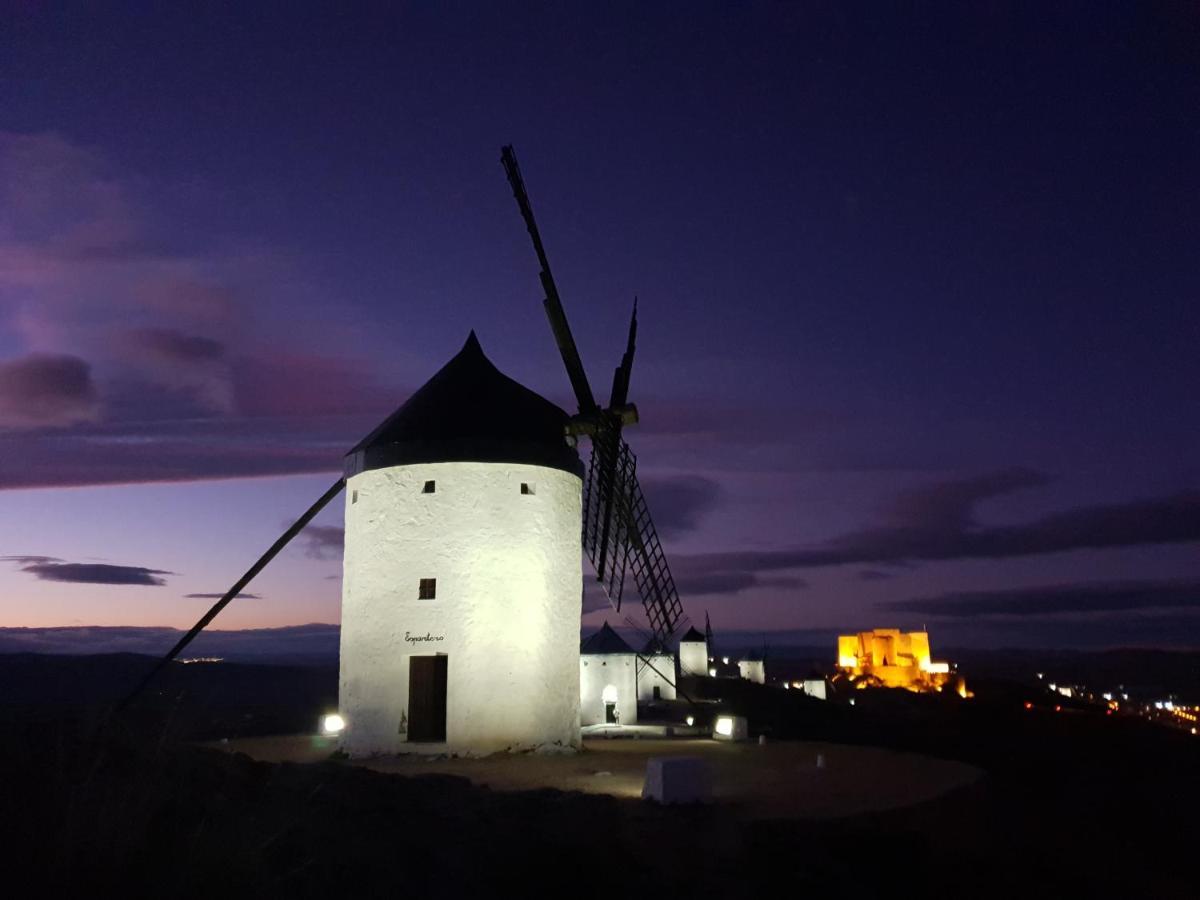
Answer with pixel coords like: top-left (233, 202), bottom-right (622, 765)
top-left (214, 734), bottom-right (981, 819)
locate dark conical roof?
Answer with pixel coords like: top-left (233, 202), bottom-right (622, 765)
top-left (680, 626), bottom-right (706, 643)
top-left (580, 622), bottom-right (635, 655)
top-left (345, 332), bottom-right (583, 478)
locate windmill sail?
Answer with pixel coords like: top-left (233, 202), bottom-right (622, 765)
top-left (584, 424), bottom-right (685, 649)
top-left (501, 144), bottom-right (687, 651)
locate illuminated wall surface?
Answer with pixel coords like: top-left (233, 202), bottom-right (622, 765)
top-left (339, 461), bottom-right (583, 756)
top-left (836, 629), bottom-right (962, 694)
top-left (637, 653), bottom-right (678, 702)
top-left (579, 652), bottom-right (638, 726)
top-left (801, 678), bottom-right (827, 700)
top-left (679, 633), bottom-right (709, 677)
top-left (737, 659), bottom-right (766, 684)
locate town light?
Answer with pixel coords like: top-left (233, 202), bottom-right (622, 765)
top-left (686, 715), bottom-right (695, 726)
top-left (714, 716), bottom-right (734, 737)
top-left (321, 713), bottom-right (346, 735)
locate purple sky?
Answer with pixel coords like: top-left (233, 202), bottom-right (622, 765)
top-left (1, 5), bottom-right (1197, 649)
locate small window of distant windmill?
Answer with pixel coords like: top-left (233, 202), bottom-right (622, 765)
top-left (520, 482), bottom-right (535, 495)
top-left (418, 578), bottom-right (437, 600)
top-left (423, 480), bottom-right (436, 494)
top-left (351, 490), bottom-right (358, 504)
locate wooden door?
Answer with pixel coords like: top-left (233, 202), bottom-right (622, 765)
top-left (408, 655), bottom-right (447, 742)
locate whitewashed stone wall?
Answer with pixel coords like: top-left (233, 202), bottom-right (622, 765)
top-left (339, 461), bottom-right (582, 756)
top-left (738, 659), bottom-right (766, 684)
top-left (637, 653), bottom-right (678, 701)
top-left (679, 637), bottom-right (709, 677)
top-left (579, 651), bottom-right (638, 726)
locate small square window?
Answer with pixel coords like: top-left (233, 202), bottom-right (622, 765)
top-left (418, 578), bottom-right (437, 600)
top-left (422, 480), bottom-right (436, 494)
top-left (520, 482), bottom-right (535, 495)
top-left (351, 489), bottom-right (358, 504)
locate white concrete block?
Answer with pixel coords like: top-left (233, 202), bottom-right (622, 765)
top-left (642, 756), bottom-right (711, 805)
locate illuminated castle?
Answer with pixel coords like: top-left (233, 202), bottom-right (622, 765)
top-left (836, 629), bottom-right (965, 696)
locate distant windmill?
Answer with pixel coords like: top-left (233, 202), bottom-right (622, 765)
top-left (501, 146), bottom-right (686, 653)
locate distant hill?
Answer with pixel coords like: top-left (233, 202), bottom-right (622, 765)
top-left (0, 652), bottom-right (337, 740)
top-left (0, 623), bottom-right (340, 666)
top-left (4, 624), bottom-right (1197, 701)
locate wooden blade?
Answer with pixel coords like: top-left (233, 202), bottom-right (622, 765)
top-left (609, 297), bottom-right (637, 409)
top-left (500, 145), bottom-right (598, 414)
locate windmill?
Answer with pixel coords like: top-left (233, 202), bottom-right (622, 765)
top-left (121, 147), bottom-right (688, 713)
top-left (501, 145), bottom-right (687, 655)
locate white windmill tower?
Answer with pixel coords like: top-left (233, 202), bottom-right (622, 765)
top-left (338, 332), bottom-right (585, 755)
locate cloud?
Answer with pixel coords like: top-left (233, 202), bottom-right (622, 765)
top-left (0, 409), bottom-right (379, 490)
top-left (857, 569), bottom-right (893, 581)
top-left (674, 570), bottom-right (807, 597)
top-left (883, 579), bottom-right (1200, 618)
top-left (885, 467), bottom-right (1050, 531)
top-left (125, 328), bottom-right (225, 363)
top-left (300, 525), bottom-right (344, 560)
top-left (115, 327), bottom-right (233, 414)
top-left (0, 353), bottom-right (99, 428)
top-left (675, 472), bottom-right (1200, 577)
top-left (5, 557), bottom-right (175, 586)
top-left (1, 555), bottom-right (61, 566)
top-left (639, 474), bottom-right (721, 538)
top-left (184, 592), bottom-right (262, 600)
top-left (0, 131), bottom-right (397, 488)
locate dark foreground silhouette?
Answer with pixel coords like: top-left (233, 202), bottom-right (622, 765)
top-left (1, 653), bottom-right (1195, 898)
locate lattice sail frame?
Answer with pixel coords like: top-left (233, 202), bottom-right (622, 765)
top-left (583, 425), bottom-right (685, 650)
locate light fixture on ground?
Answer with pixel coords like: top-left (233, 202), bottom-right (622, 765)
top-left (713, 715), bottom-right (748, 741)
top-left (320, 713), bottom-right (346, 736)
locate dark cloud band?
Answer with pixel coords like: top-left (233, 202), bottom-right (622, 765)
top-left (884, 579), bottom-right (1200, 619)
top-left (9, 559), bottom-right (176, 586)
top-left (676, 472), bottom-right (1200, 575)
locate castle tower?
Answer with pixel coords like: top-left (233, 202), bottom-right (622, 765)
top-left (338, 333), bottom-right (584, 756)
